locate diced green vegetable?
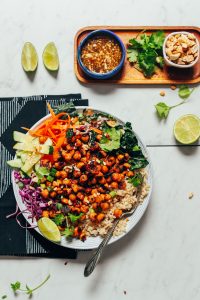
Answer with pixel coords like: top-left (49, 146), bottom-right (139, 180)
top-left (109, 191), bottom-right (117, 198)
top-left (46, 175), bottom-right (54, 182)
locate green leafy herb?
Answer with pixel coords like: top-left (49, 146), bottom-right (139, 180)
top-left (100, 127), bottom-right (122, 152)
top-left (53, 102), bottom-right (78, 117)
top-left (128, 173), bottom-right (143, 187)
top-left (56, 203), bottom-right (63, 210)
top-left (68, 213), bottom-right (83, 223)
top-left (63, 226), bottom-right (74, 237)
top-left (53, 213), bottom-right (65, 225)
top-left (11, 281), bottom-right (21, 292)
top-left (66, 128), bottom-right (74, 139)
top-left (120, 122), bottom-right (137, 153)
top-left (1, 295), bottom-right (7, 299)
top-left (178, 85), bottom-right (195, 99)
top-left (155, 92), bottom-right (192, 119)
top-left (127, 30), bottom-right (165, 77)
top-left (46, 175), bottom-right (54, 182)
top-left (155, 102), bottom-right (171, 119)
top-left (10, 274), bottom-right (50, 296)
top-left (129, 156), bottom-right (149, 170)
top-left (50, 167), bottom-right (57, 177)
top-left (49, 145), bottom-right (54, 155)
top-left (89, 130), bottom-right (97, 146)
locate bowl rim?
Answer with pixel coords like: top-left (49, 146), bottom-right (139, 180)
top-left (163, 31), bottom-right (199, 68)
top-left (77, 29), bottom-right (126, 78)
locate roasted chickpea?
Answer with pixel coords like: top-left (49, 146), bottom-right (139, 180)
top-left (73, 170), bottom-right (81, 178)
top-left (91, 188), bottom-right (98, 195)
top-left (106, 176), bottom-right (112, 183)
top-left (41, 189), bottom-right (49, 199)
top-left (73, 151), bottom-right (81, 161)
top-left (110, 182), bottom-right (118, 189)
top-left (112, 173), bottom-right (120, 182)
top-left (42, 210), bottom-right (49, 217)
top-left (106, 156), bottom-right (115, 167)
top-left (55, 171), bottom-right (61, 178)
top-left (89, 212), bottom-right (97, 222)
top-left (75, 139), bottom-right (82, 148)
top-left (63, 178), bottom-right (71, 186)
top-left (124, 153), bottom-right (130, 160)
top-left (49, 210), bottom-right (56, 218)
top-left (101, 202), bottom-right (110, 211)
top-left (90, 178), bottom-right (97, 185)
top-left (85, 187), bottom-right (92, 194)
top-left (92, 203), bottom-right (98, 209)
top-left (71, 184), bottom-right (79, 193)
top-left (81, 135), bottom-right (89, 143)
top-left (127, 171), bottom-right (134, 177)
top-left (114, 209), bottom-right (122, 218)
top-left (97, 213), bottom-right (105, 222)
top-left (98, 177), bottom-right (106, 185)
top-left (123, 163), bottom-right (131, 169)
top-left (63, 153), bottom-right (72, 161)
top-left (39, 136), bottom-right (47, 144)
top-left (50, 191), bottom-right (57, 198)
top-left (96, 134), bottom-right (102, 141)
top-left (117, 154), bottom-right (124, 161)
top-left (66, 144), bottom-right (74, 151)
top-left (61, 198), bottom-right (68, 204)
top-left (80, 174), bottom-right (88, 183)
top-left (69, 194), bottom-right (76, 201)
top-left (76, 162), bottom-right (85, 170)
top-left (77, 192), bottom-right (84, 201)
top-left (104, 194), bottom-right (112, 201)
top-left (60, 170), bottom-right (67, 178)
top-left (80, 205), bottom-right (89, 213)
top-left (101, 165), bottom-right (109, 174)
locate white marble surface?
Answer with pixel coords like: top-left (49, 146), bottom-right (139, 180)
top-left (0, 0), bottom-right (200, 299)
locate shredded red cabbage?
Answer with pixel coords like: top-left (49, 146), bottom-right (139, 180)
top-left (14, 171), bottom-right (48, 222)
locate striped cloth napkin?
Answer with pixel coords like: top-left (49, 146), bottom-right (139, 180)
top-left (0, 94), bottom-right (88, 258)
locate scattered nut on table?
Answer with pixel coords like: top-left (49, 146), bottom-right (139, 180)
top-left (188, 192), bottom-right (194, 199)
top-left (170, 85), bottom-right (177, 90)
top-left (160, 91), bottom-right (165, 96)
top-left (165, 33), bottom-right (199, 65)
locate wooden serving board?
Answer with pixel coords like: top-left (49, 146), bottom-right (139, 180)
top-left (74, 26), bottom-right (200, 85)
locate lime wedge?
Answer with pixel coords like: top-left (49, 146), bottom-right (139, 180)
top-left (174, 114), bottom-right (200, 144)
top-left (21, 42), bottom-right (38, 72)
top-left (42, 42), bottom-right (59, 71)
top-left (37, 217), bottom-right (61, 242)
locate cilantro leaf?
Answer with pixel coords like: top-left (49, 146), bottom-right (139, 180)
top-left (178, 85), bottom-right (195, 99)
top-left (128, 173), bottom-right (143, 187)
top-left (63, 227), bottom-right (74, 237)
top-left (127, 49), bottom-right (138, 63)
top-left (68, 213), bottom-right (83, 223)
top-left (155, 102), bottom-right (171, 119)
top-left (53, 213), bottom-right (65, 226)
top-left (127, 30), bottom-right (165, 77)
top-left (1, 295), bottom-right (7, 299)
top-left (129, 157), bottom-right (149, 170)
top-left (11, 281), bottom-right (21, 292)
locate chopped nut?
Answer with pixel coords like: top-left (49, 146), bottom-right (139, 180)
top-left (188, 192), bottom-right (194, 199)
top-left (160, 91), bottom-right (165, 96)
top-left (170, 85), bottom-right (177, 90)
top-left (165, 32), bottom-right (198, 65)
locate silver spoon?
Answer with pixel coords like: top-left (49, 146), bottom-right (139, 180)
top-left (84, 178), bottom-right (144, 277)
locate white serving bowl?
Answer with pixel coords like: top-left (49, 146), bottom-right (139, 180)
top-left (163, 31), bottom-right (199, 68)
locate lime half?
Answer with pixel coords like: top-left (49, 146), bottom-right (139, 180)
top-left (174, 114), bottom-right (200, 144)
top-left (37, 217), bottom-right (61, 242)
top-left (21, 42), bottom-right (38, 72)
top-left (42, 42), bottom-right (59, 71)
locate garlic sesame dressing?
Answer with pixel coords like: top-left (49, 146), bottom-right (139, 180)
top-left (81, 37), bottom-right (122, 73)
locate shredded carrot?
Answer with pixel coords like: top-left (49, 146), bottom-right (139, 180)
top-left (47, 102), bottom-right (55, 117)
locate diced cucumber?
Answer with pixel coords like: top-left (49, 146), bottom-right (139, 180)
top-left (21, 154), bottom-right (42, 173)
top-left (7, 159), bottom-right (22, 168)
top-left (13, 131), bottom-right (34, 143)
top-left (39, 144), bottom-right (52, 154)
top-left (44, 138), bottom-right (53, 146)
top-left (37, 167), bottom-right (50, 176)
top-left (13, 142), bottom-right (35, 152)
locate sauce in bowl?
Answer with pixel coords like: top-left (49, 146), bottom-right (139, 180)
top-left (81, 36), bottom-right (122, 74)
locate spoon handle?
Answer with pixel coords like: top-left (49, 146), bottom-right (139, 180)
top-left (84, 218), bottom-right (120, 277)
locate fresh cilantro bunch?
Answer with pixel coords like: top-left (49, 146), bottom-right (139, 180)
top-left (127, 30), bottom-right (165, 77)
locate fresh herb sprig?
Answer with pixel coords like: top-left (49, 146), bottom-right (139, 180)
top-left (11, 274), bottom-right (50, 296)
top-left (155, 85), bottom-right (195, 119)
top-left (127, 30), bottom-right (165, 77)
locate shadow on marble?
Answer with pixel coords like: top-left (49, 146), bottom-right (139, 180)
top-left (176, 145), bottom-right (199, 156)
top-left (24, 71), bottom-right (37, 82)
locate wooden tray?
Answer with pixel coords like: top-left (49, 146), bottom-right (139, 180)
top-left (74, 26), bottom-right (200, 85)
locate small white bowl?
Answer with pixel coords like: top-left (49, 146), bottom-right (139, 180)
top-left (163, 31), bottom-right (199, 68)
